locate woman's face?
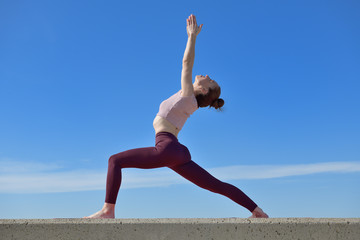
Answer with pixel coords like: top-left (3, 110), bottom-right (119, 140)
top-left (194, 75), bottom-right (219, 94)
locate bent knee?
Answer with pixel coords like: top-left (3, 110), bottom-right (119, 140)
top-left (108, 154), bottom-right (122, 167)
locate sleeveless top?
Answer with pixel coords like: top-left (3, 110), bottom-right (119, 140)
top-left (156, 90), bottom-right (198, 130)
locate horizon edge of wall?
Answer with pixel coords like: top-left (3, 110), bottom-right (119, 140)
top-left (1, 218), bottom-right (359, 240)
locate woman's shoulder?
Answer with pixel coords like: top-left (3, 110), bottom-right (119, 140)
top-left (179, 90), bottom-right (195, 98)
top-left (179, 90), bottom-right (198, 110)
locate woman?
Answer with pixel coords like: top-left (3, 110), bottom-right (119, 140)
top-left (86, 14), bottom-right (268, 219)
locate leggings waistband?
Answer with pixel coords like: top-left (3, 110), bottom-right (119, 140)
top-left (155, 131), bottom-right (178, 141)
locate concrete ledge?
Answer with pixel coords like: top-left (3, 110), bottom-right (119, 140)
top-left (1, 218), bottom-right (359, 240)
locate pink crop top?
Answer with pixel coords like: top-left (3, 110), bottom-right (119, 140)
top-left (156, 90), bottom-right (198, 130)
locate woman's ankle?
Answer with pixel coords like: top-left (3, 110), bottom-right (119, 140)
top-left (103, 203), bottom-right (115, 213)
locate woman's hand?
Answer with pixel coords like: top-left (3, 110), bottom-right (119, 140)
top-left (186, 14), bottom-right (203, 37)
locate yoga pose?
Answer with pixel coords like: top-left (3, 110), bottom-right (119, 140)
top-left (85, 14), bottom-right (268, 219)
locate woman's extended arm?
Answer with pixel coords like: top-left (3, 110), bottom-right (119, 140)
top-left (181, 14), bottom-right (203, 97)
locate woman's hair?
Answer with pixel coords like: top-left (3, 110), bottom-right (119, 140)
top-left (195, 86), bottom-right (225, 110)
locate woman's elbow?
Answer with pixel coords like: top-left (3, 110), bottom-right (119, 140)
top-left (182, 59), bottom-right (194, 68)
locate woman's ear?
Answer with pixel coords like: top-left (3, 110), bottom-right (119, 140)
top-left (201, 87), bottom-right (208, 95)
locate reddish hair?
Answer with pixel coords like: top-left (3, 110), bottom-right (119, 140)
top-left (195, 86), bottom-right (225, 110)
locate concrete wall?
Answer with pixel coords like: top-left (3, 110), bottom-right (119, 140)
top-left (1, 218), bottom-right (359, 240)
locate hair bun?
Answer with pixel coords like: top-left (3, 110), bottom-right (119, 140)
top-left (211, 98), bottom-right (225, 110)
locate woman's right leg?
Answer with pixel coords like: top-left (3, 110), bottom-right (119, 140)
top-left (85, 146), bottom-right (166, 218)
top-left (105, 147), bottom-right (166, 204)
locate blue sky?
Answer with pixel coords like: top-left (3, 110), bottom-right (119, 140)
top-left (0, 0), bottom-right (359, 219)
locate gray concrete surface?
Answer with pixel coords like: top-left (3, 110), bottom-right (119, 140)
top-left (0, 218), bottom-right (359, 240)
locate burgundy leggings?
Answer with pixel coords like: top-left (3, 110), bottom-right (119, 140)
top-left (105, 132), bottom-right (257, 212)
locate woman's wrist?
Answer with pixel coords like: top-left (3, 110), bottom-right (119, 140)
top-left (187, 35), bottom-right (197, 44)
top-left (187, 33), bottom-right (197, 39)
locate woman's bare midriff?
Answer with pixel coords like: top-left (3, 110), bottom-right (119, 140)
top-left (153, 115), bottom-right (180, 138)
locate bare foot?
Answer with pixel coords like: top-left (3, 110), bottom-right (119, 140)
top-left (84, 203), bottom-right (115, 219)
top-left (249, 206), bottom-right (269, 218)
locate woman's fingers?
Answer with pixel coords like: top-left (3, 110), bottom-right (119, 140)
top-left (190, 15), bottom-right (200, 28)
top-left (186, 14), bottom-right (202, 36)
top-left (197, 24), bottom-right (203, 34)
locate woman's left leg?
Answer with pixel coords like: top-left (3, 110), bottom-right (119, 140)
top-left (170, 160), bottom-right (258, 213)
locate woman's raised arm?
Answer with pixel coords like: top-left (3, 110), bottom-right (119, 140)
top-left (181, 14), bottom-right (203, 97)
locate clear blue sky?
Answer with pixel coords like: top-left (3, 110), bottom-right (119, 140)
top-left (1, 0), bottom-right (359, 219)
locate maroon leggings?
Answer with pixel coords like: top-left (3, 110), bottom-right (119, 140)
top-left (105, 132), bottom-right (258, 212)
